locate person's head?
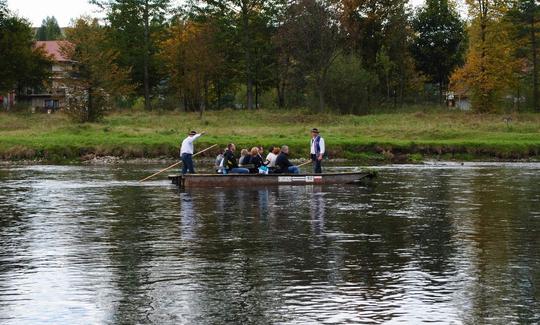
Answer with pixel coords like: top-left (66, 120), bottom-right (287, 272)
top-left (311, 128), bottom-right (320, 138)
top-left (189, 130), bottom-right (197, 137)
top-left (267, 146), bottom-right (274, 153)
top-left (281, 145), bottom-right (289, 154)
top-left (250, 147), bottom-right (259, 156)
top-left (228, 143), bottom-right (236, 152)
top-left (257, 146), bottom-right (264, 154)
top-left (240, 148), bottom-right (248, 156)
top-left (272, 146), bottom-right (280, 155)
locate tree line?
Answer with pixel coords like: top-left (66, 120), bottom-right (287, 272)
top-left (0, 0), bottom-right (538, 121)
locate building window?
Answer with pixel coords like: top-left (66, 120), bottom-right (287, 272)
top-left (45, 100), bottom-right (59, 109)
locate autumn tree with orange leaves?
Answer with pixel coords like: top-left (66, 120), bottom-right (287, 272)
top-left (62, 18), bottom-right (134, 122)
top-left (160, 19), bottom-right (224, 117)
top-left (450, 0), bottom-right (519, 112)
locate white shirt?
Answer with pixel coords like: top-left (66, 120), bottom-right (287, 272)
top-left (180, 134), bottom-right (201, 154)
top-left (310, 136), bottom-right (325, 155)
top-left (266, 152), bottom-right (278, 167)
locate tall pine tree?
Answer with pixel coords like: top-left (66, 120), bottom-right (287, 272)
top-left (36, 16), bottom-right (63, 41)
top-left (91, 0), bottom-right (170, 110)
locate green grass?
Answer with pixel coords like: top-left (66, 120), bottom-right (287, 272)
top-left (1, 108), bottom-right (539, 162)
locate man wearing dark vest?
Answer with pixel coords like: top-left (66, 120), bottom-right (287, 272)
top-left (310, 128), bottom-right (325, 174)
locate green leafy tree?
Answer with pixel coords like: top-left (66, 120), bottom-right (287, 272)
top-left (340, 0), bottom-right (418, 107)
top-left (380, 4), bottom-right (418, 107)
top-left (278, 0), bottom-right (341, 112)
top-left (251, 12), bottom-right (278, 108)
top-left (411, 0), bottom-right (466, 102)
top-left (0, 15), bottom-right (52, 99)
top-left (506, 0), bottom-right (540, 111)
top-left (190, 0), bottom-right (284, 110)
top-left (91, 0), bottom-right (170, 110)
top-left (36, 16), bottom-right (63, 41)
top-left (62, 18), bottom-right (134, 122)
top-left (324, 53), bottom-right (377, 114)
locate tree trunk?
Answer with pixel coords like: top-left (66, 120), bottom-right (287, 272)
top-left (143, 0), bottom-right (151, 111)
top-left (204, 80), bottom-right (209, 110)
top-left (517, 81), bottom-right (521, 112)
top-left (386, 73), bottom-right (390, 101)
top-left (87, 87), bottom-right (92, 122)
top-left (531, 8), bottom-right (538, 112)
top-left (255, 82), bottom-right (259, 109)
top-left (277, 55), bottom-right (289, 108)
top-left (439, 81), bottom-right (444, 105)
top-left (277, 82), bottom-right (285, 108)
top-left (242, 6), bottom-right (254, 110)
top-left (317, 80), bottom-right (325, 112)
top-left (199, 95), bottom-right (205, 119)
top-left (201, 79), bottom-right (208, 119)
top-left (217, 82), bottom-right (222, 110)
top-left (247, 77), bottom-right (254, 110)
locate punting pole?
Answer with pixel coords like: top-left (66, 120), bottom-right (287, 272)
top-left (139, 144), bottom-right (218, 183)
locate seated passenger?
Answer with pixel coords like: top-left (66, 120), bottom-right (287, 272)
top-left (239, 149), bottom-right (250, 166)
top-left (248, 147), bottom-right (266, 173)
top-left (265, 146), bottom-right (280, 168)
top-left (223, 144), bottom-right (250, 174)
top-left (275, 145), bottom-right (300, 174)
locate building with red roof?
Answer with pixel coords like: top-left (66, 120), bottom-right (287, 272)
top-left (23, 40), bottom-right (76, 112)
top-left (36, 41), bottom-right (71, 62)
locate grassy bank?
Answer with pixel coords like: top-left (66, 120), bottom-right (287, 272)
top-left (1, 109), bottom-right (539, 163)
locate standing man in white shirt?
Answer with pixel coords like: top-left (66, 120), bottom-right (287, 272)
top-left (180, 130), bottom-right (205, 174)
top-left (310, 128), bottom-right (325, 174)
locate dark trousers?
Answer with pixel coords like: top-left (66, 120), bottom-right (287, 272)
top-left (311, 154), bottom-right (322, 173)
top-left (181, 153), bottom-right (195, 174)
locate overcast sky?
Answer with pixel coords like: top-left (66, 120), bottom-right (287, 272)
top-left (7, 0), bottom-right (102, 26)
top-left (9, 0), bottom-right (430, 27)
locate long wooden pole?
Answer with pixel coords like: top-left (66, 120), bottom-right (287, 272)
top-left (297, 160), bottom-right (312, 168)
top-left (139, 144), bottom-right (218, 182)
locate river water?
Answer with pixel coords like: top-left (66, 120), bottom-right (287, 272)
top-left (0, 163), bottom-right (538, 324)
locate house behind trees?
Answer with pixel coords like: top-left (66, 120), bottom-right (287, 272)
top-left (23, 40), bottom-right (75, 112)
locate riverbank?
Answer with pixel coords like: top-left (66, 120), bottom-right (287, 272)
top-left (1, 109), bottom-right (539, 163)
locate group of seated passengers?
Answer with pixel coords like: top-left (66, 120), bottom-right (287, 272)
top-left (215, 143), bottom-right (300, 174)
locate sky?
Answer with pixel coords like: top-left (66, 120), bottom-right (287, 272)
top-left (9, 0), bottom-right (429, 27)
top-left (7, 0), bottom-right (105, 27)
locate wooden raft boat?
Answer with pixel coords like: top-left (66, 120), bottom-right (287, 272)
top-left (168, 171), bottom-right (375, 188)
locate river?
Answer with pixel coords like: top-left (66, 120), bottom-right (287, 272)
top-left (0, 163), bottom-right (538, 324)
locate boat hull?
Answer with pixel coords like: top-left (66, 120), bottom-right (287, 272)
top-left (169, 172), bottom-right (375, 188)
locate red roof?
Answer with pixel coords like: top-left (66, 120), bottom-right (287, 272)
top-left (35, 41), bottom-right (72, 62)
